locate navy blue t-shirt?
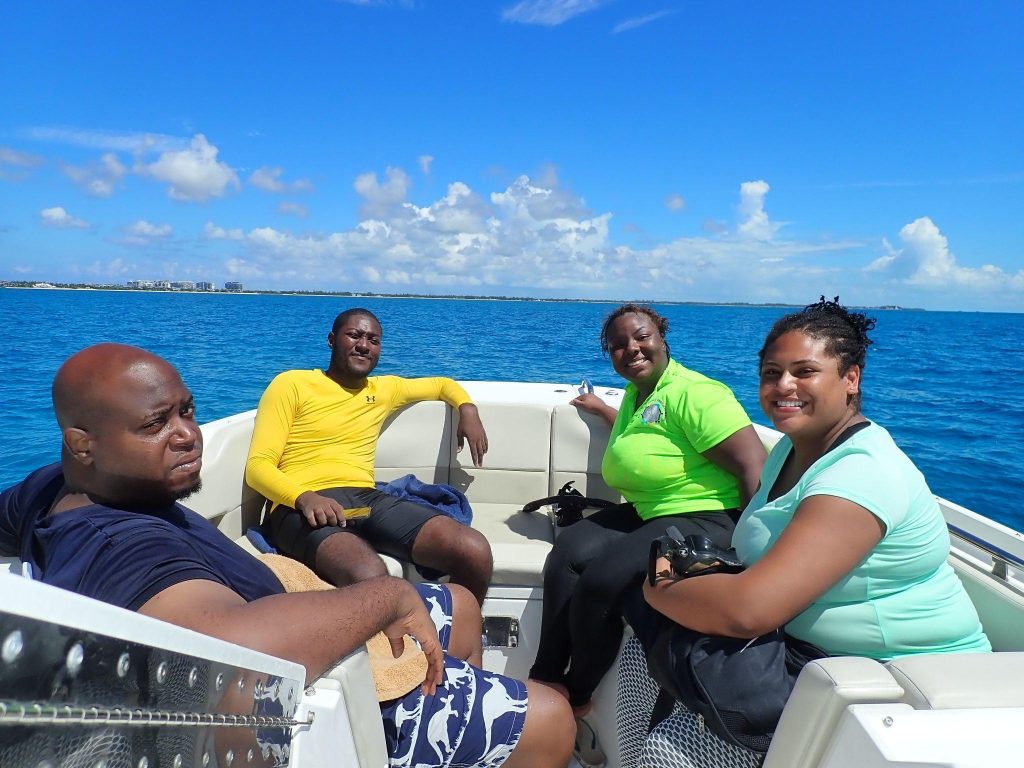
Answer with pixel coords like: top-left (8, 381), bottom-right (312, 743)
top-left (0, 464), bottom-right (283, 611)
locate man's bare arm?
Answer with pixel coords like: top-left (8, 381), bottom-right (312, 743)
top-left (138, 575), bottom-right (444, 690)
top-left (456, 403), bottom-right (488, 467)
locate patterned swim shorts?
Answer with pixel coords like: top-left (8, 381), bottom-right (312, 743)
top-left (380, 583), bottom-right (529, 768)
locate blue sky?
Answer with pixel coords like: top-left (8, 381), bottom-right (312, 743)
top-left (1, 1), bottom-right (1021, 311)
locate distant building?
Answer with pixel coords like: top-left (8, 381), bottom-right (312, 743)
top-left (224, 281), bottom-right (243, 292)
top-left (127, 280), bottom-right (155, 289)
top-left (196, 281), bottom-right (215, 291)
top-left (171, 281), bottom-right (195, 291)
top-left (154, 280), bottom-right (172, 290)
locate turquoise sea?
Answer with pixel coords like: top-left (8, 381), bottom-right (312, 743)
top-left (2, 288), bottom-right (1022, 532)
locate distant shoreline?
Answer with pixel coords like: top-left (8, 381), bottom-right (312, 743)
top-left (0, 282), bottom-right (922, 312)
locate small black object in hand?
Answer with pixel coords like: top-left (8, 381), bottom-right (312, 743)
top-left (648, 527), bottom-right (744, 586)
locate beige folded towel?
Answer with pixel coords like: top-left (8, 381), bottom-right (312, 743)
top-left (257, 553), bottom-right (428, 701)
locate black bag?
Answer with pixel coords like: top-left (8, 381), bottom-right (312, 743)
top-left (629, 426), bottom-right (872, 752)
top-left (625, 585), bottom-right (826, 753)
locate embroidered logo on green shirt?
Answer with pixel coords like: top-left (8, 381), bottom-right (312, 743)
top-left (641, 402), bottom-right (664, 424)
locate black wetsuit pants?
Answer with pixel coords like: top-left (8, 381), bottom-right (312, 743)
top-left (529, 503), bottom-right (738, 708)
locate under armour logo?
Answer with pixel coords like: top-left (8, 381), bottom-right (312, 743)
top-left (366, 395), bottom-right (376, 403)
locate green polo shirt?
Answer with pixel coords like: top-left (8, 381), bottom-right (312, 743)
top-left (602, 359), bottom-right (752, 520)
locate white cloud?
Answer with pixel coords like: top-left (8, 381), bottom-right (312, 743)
top-left (279, 201), bottom-right (309, 217)
top-left (418, 154), bottom-right (434, 175)
top-left (736, 180), bottom-right (782, 240)
top-left (26, 127), bottom-right (185, 154)
top-left (62, 153), bottom-right (128, 197)
top-left (192, 168), bottom-right (1016, 307)
top-left (502, 0), bottom-right (609, 26)
top-left (40, 206), bottom-right (90, 229)
top-left (142, 134), bottom-right (240, 202)
top-left (0, 147), bottom-right (44, 167)
top-left (126, 220), bottom-right (173, 238)
top-left (354, 166), bottom-right (412, 217)
top-left (204, 221), bottom-right (244, 240)
top-left (491, 171), bottom-right (590, 220)
top-left (202, 169), bottom-right (862, 297)
top-left (866, 216), bottom-right (1024, 291)
top-left (665, 193), bottom-right (685, 212)
top-left (249, 165), bottom-right (313, 193)
top-left (249, 166), bottom-right (286, 192)
top-left (0, 146), bottom-right (44, 181)
top-left (613, 9), bottom-right (676, 34)
top-left (85, 257), bottom-right (131, 278)
top-left (114, 220), bottom-right (174, 247)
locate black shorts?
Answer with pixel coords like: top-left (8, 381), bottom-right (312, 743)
top-left (267, 487), bottom-right (443, 570)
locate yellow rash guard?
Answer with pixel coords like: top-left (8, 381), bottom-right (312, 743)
top-left (245, 370), bottom-right (472, 508)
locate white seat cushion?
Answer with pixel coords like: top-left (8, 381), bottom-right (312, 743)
top-left (887, 652), bottom-right (1024, 710)
top-left (471, 502), bottom-right (553, 586)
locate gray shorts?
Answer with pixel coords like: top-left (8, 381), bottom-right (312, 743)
top-left (268, 486), bottom-right (443, 569)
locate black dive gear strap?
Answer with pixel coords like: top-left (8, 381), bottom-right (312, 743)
top-left (520, 481), bottom-right (616, 527)
top-left (648, 528), bottom-right (745, 587)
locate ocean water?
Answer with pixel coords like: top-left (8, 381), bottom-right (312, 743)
top-left (2, 288), bottom-right (1022, 532)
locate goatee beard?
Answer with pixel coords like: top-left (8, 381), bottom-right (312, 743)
top-left (175, 478), bottom-right (202, 502)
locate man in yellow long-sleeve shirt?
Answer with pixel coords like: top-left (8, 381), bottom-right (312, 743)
top-left (245, 308), bottom-right (493, 602)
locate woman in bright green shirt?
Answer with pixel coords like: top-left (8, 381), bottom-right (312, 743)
top-left (529, 304), bottom-right (767, 753)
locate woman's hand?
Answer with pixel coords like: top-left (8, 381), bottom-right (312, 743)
top-left (570, 393), bottom-right (618, 427)
top-left (649, 556), bottom-right (679, 585)
top-left (643, 495), bottom-right (885, 638)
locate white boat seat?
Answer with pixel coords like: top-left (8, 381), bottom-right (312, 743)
top-left (470, 502), bottom-right (553, 586)
top-left (312, 647), bottom-right (389, 768)
top-left (887, 652), bottom-right (1024, 710)
top-left (763, 657), bottom-right (905, 768)
top-left (447, 402), bottom-right (556, 587)
top-left (191, 397), bottom-right (624, 591)
top-left (765, 651), bottom-right (1024, 768)
top-left (0, 556), bottom-right (25, 576)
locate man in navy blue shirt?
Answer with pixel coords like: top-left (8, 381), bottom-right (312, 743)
top-left (0, 344), bottom-right (573, 768)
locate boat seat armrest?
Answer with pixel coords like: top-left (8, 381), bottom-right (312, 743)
top-left (763, 657), bottom-right (904, 768)
top-left (887, 652), bottom-right (1024, 710)
top-left (318, 646), bottom-right (388, 767)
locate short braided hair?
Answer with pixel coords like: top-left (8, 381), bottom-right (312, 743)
top-left (759, 296), bottom-right (876, 408)
top-left (332, 307), bottom-right (381, 335)
top-left (599, 304), bottom-right (670, 357)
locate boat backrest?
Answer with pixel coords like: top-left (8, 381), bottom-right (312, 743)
top-left (189, 408), bottom-right (263, 539)
top-left (947, 551), bottom-right (1024, 651)
top-left (550, 404), bottom-right (628, 502)
top-left (941, 498), bottom-right (1024, 652)
top-left (375, 399), bottom-right (452, 485)
top-left (765, 651), bottom-right (1024, 768)
top-left (187, 395), bottom-right (625, 588)
top-left (448, 401), bottom-right (554, 508)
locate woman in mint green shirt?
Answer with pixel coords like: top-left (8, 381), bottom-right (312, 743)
top-left (644, 298), bottom-right (989, 660)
